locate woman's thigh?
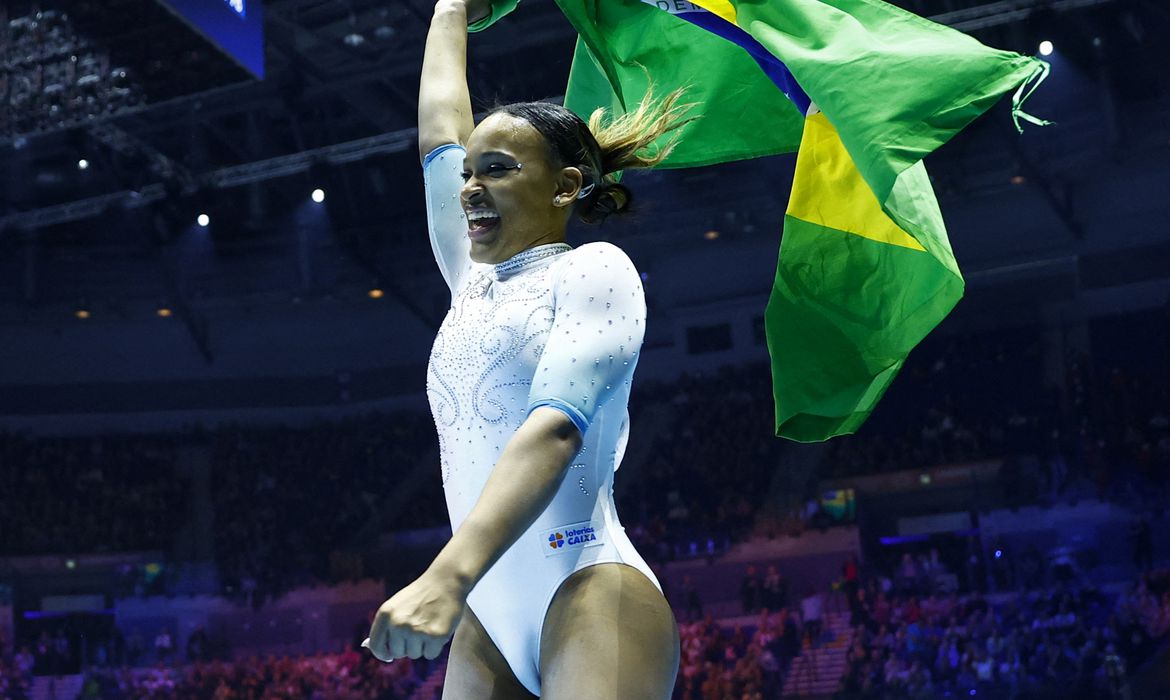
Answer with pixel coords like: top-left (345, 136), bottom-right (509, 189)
top-left (539, 563), bottom-right (680, 700)
top-left (442, 606), bottom-right (536, 700)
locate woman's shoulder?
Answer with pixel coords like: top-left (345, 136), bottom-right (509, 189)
top-left (561, 241), bottom-right (638, 271)
top-left (551, 243), bottom-right (642, 293)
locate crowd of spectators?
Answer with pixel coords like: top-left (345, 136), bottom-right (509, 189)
top-left (674, 610), bottom-right (803, 700)
top-left (0, 633), bottom-right (34, 700)
top-left (1, 306), bottom-right (1159, 578)
top-left (620, 365), bottom-right (785, 561)
top-left (1066, 308), bottom-right (1170, 507)
top-left (821, 305), bottom-right (1170, 513)
top-left (210, 412), bottom-right (439, 607)
top-left (0, 433), bottom-right (186, 557)
top-left (824, 326), bottom-right (1053, 479)
top-left (0, 7), bottom-right (147, 138)
top-left (0, 307), bottom-right (1166, 700)
top-left (831, 570), bottom-right (1169, 700)
top-left (74, 648), bottom-right (429, 700)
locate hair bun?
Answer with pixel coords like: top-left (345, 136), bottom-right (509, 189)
top-left (580, 182), bottom-right (633, 225)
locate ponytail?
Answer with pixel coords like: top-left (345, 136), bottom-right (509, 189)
top-left (492, 86), bottom-right (695, 225)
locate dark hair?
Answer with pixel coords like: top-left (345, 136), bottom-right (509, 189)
top-left (492, 88), bottom-right (694, 225)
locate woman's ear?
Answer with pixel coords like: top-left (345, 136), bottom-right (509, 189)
top-left (554, 166), bottom-right (585, 207)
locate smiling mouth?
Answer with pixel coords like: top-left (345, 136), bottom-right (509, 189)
top-left (467, 214), bottom-right (501, 240)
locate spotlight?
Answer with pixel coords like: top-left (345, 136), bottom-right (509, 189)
top-left (1038, 40), bottom-right (1054, 56)
top-left (197, 213), bottom-right (210, 227)
top-left (368, 288), bottom-right (384, 299)
top-left (704, 230), bottom-right (720, 241)
top-left (312, 188), bottom-right (326, 203)
top-left (157, 307), bottom-right (173, 318)
top-left (77, 158), bottom-right (89, 170)
top-left (1010, 174), bottom-right (1027, 186)
top-left (75, 309), bottom-right (91, 320)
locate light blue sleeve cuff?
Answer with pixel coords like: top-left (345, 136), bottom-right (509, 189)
top-left (528, 399), bottom-right (589, 436)
top-left (422, 143), bottom-right (464, 170)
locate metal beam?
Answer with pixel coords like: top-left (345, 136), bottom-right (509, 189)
top-left (86, 123), bottom-right (195, 188)
top-left (938, 0), bottom-right (1115, 31)
top-left (265, 10), bottom-right (411, 129)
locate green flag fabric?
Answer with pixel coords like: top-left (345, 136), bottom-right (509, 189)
top-left (465, 0), bottom-right (1048, 440)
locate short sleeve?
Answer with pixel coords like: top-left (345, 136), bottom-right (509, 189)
top-left (527, 243), bottom-right (646, 435)
top-left (423, 144), bottom-right (473, 297)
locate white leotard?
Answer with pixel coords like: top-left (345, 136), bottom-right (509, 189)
top-left (423, 144), bottom-right (660, 695)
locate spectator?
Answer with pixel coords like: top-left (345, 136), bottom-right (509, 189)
top-left (842, 554), bottom-right (861, 608)
top-left (185, 625), bottom-right (208, 663)
top-left (762, 565), bottom-right (787, 610)
top-left (1131, 518), bottom-right (1154, 573)
top-left (740, 565), bottom-right (762, 614)
top-left (681, 575), bottom-right (704, 622)
top-left (801, 588), bottom-right (825, 648)
top-left (125, 627), bottom-right (144, 666)
top-left (153, 627), bottom-right (173, 663)
top-left (896, 553), bottom-right (922, 596)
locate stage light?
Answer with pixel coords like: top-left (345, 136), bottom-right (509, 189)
top-left (197, 213), bottom-right (210, 227)
top-left (75, 309), bottom-right (91, 320)
top-left (704, 230), bottom-right (720, 241)
top-left (157, 307), bottom-right (173, 318)
top-left (1011, 174), bottom-right (1027, 186)
top-left (1039, 40), bottom-right (1054, 56)
top-left (368, 288), bottom-right (384, 299)
top-left (77, 158), bottom-right (89, 170)
top-left (312, 188), bottom-right (326, 203)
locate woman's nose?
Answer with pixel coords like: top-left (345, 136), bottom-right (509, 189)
top-left (461, 182), bottom-right (484, 204)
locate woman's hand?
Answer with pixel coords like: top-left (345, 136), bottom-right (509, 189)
top-left (433, 0), bottom-right (491, 24)
top-left (363, 570), bottom-right (468, 661)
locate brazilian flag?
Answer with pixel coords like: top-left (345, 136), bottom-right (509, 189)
top-left (472, 0), bottom-right (1048, 441)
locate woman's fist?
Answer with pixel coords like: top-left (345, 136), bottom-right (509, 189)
top-left (364, 571), bottom-right (467, 662)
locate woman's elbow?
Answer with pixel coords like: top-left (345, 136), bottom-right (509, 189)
top-left (528, 406), bottom-right (584, 455)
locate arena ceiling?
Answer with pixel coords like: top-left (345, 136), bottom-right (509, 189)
top-left (0, 0), bottom-right (1166, 333)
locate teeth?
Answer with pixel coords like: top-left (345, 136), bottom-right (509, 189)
top-left (467, 211), bottom-right (499, 222)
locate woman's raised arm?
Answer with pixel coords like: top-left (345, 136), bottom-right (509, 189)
top-left (418, 0), bottom-right (488, 162)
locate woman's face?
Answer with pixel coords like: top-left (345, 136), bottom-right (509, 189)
top-left (460, 112), bottom-right (582, 264)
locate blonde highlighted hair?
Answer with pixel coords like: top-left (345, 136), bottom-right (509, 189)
top-left (492, 86), bottom-right (696, 224)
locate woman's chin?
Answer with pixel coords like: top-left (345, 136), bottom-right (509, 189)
top-left (468, 240), bottom-right (503, 264)
top-left (465, 239), bottom-right (512, 264)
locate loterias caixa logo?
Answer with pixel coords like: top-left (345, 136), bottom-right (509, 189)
top-left (542, 521), bottom-right (604, 557)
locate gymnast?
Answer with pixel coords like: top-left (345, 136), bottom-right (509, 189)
top-left (364, 1), bottom-right (691, 697)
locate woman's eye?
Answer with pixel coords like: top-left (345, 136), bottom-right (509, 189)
top-left (462, 164), bottom-right (516, 181)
